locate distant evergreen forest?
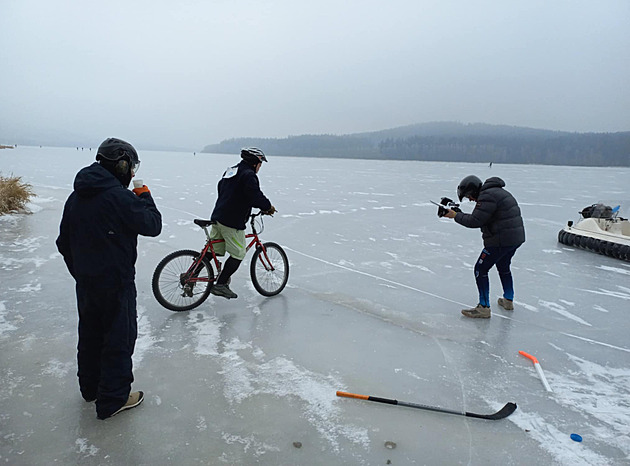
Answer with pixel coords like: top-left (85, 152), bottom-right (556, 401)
top-left (202, 122), bottom-right (630, 166)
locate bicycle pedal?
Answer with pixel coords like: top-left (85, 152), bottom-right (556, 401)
top-left (182, 284), bottom-right (194, 297)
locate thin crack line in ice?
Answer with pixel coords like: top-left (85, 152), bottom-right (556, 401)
top-left (285, 246), bottom-right (630, 355)
top-left (158, 204), bottom-right (206, 219)
top-left (285, 246), bottom-right (470, 307)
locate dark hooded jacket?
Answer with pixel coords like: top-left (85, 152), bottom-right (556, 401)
top-left (211, 160), bottom-right (272, 230)
top-left (56, 162), bottom-right (162, 287)
top-left (454, 177), bottom-right (525, 247)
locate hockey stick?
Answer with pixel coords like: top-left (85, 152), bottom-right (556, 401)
top-left (336, 391), bottom-right (517, 420)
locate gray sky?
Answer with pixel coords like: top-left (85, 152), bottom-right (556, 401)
top-left (1, 0), bottom-right (629, 150)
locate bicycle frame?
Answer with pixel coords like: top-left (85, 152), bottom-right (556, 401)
top-left (184, 213), bottom-right (276, 285)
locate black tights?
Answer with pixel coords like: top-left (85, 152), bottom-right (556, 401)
top-left (216, 256), bottom-right (241, 285)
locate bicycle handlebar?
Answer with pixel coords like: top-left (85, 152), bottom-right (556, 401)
top-left (251, 209), bottom-right (276, 218)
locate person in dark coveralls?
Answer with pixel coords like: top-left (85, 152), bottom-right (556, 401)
top-left (56, 138), bottom-right (162, 419)
top-left (209, 147), bottom-right (275, 299)
top-left (444, 175), bottom-right (525, 319)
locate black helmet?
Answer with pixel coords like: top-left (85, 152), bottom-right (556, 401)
top-left (240, 147), bottom-right (267, 165)
top-left (96, 138), bottom-right (140, 187)
top-left (457, 175), bottom-right (482, 201)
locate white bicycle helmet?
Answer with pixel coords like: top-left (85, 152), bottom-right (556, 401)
top-left (241, 147), bottom-right (267, 164)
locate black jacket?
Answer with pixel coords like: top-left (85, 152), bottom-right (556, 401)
top-left (454, 177), bottom-right (525, 247)
top-left (210, 161), bottom-right (272, 230)
top-left (56, 162), bottom-right (162, 287)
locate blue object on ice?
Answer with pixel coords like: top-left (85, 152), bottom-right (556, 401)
top-left (612, 205), bottom-right (620, 213)
top-left (570, 433), bottom-right (583, 442)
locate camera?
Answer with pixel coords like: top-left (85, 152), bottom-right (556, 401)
top-left (432, 197), bottom-right (461, 218)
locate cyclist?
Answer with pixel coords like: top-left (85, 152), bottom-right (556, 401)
top-left (444, 175), bottom-right (525, 318)
top-left (209, 147), bottom-right (276, 299)
top-left (56, 138), bottom-right (162, 419)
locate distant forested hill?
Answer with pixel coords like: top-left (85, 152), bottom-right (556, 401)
top-left (202, 122), bottom-right (630, 166)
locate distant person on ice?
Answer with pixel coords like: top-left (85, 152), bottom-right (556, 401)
top-left (444, 175), bottom-right (525, 318)
top-left (56, 138), bottom-right (162, 419)
top-left (209, 147), bottom-right (276, 299)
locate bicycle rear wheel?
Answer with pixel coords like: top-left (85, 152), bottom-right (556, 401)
top-left (250, 242), bottom-right (289, 296)
top-left (152, 249), bottom-right (214, 311)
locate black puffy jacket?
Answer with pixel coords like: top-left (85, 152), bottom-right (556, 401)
top-left (56, 162), bottom-right (162, 287)
top-left (210, 160), bottom-right (272, 230)
top-left (454, 177), bottom-right (525, 247)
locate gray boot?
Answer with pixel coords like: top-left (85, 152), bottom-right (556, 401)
top-left (211, 283), bottom-right (238, 299)
top-left (498, 297), bottom-right (514, 310)
top-left (461, 304), bottom-right (491, 318)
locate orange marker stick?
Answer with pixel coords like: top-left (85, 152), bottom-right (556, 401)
top-left (519, 351), bottom-right (552, 392)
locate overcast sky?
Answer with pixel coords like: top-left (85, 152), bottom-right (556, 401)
top-left (1, 0), bottom-right (629, 150)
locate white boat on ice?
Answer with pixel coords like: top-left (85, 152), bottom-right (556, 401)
top-left (558, 203), bottom-right (630, 261)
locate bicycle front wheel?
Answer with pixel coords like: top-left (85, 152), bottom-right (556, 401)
top-left (152, 249), bottom-right (214, 311)
top-left (250, 242), bottom-right (289, 296)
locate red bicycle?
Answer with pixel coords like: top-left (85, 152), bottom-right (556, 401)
top-left (152, 211), bottom-right (289, 311)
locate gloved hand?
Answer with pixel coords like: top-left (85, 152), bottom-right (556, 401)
top-left (264, 205), bottom-right (277, 216)
top-left (132, 185), bottom-right (150, 196)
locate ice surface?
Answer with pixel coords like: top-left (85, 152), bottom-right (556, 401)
top-left (1, 146), bottom-right (629, 465)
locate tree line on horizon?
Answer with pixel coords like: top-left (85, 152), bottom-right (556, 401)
top-left (202, 122), bottom-right (630, 167)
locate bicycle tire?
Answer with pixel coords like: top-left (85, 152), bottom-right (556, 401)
top-left (250, 242), bottom-right (289, 297)
top-left (152, 249), bottom-right (214, 311)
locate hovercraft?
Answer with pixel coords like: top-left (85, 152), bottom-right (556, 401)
top-left (558, 203), bottom-right (630, 261)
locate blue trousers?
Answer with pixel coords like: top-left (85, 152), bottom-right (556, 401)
top-left (76, 283), bottom-right (137, 418)
top-left (474, 245), bottom-right (520, 307)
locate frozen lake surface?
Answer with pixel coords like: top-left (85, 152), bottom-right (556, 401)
top-left (1, 146), bottom-right (629, 465)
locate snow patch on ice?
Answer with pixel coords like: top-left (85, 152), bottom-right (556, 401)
top-left (42, 359), bottom-right (73, 378)
top-left (516, 301), bottom-right (538, 312)
top-left (220, 432), bottom-right (280, 458)
top-left (134, 306), bottom-right (159, 365)
top-left (395, 259), bottom-right (435, 274)
top-left (75, 438), bottom-right (99, 457)
top-left (218, 338), bottom-right (369, 452)
top-left (593, 305), bottom-right (609, 313)
top-left (196, 415), bottom-right (208, 431)
top-left (0, 301), bottom-right (18, 337)
top-left (538, 300), bottom-right (591, 326)
top-left (12, 281), bottom-right (41, 293)
top-left (548, 352), bottom-right (630, 458)
top-left (595, 265), bottom-right (630, 276)
top-left (580, 287), bottom-right (630, 300)
top-left (0, 256), bottom-right (47, 269)
top-left (507, 408), bottom-right (609, 465)
top-left (189, 313), bottom-right (223, 356)
top-left (0, 369), bottom-right (24, 402)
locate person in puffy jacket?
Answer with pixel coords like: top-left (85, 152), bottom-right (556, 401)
top-left (209, 147), bottom-right (275, 299)
top-left (56, 138), bottom-right (162, 419)
top-left (444, 175), bottom-right (525, 318)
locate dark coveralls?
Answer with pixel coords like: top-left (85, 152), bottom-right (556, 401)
top-left (454, 177), bottom-right (525, 307)
top-left (56, 162), bottom-right (162, 418)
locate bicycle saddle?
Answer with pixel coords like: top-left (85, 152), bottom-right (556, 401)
top-left (194, 219), bottom-right (214, 227)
